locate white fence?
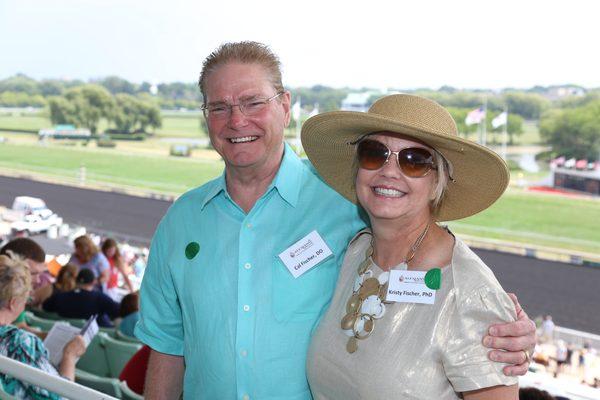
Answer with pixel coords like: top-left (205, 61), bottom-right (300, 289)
top-left (0, 354), bottom-right (117, 400)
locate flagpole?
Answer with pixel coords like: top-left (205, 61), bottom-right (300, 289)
top-left (501, 106), bottom-right (508, 160)
top-left (482, 96), bottom-right (487, 147)
top-left (295, 96), bottom-right (301, 155)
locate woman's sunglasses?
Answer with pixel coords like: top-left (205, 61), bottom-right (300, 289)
top-left (356, 139), bottom-right (436, 178)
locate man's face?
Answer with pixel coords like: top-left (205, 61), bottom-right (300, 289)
top-left (26, 259), bottom-right (46, 285)
top-left (203, 62), bottom-right (291, 170)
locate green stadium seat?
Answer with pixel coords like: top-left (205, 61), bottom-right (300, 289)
top-left (76, 333), bottom-right (110, 377)
top-left (120, 380), bottom-right (144, 400)
top-left (28, 307), bottom-right (60, 320)
top-left (25, 313), bottom-right (57, 332)
top-left (75, 369), bottom-right (121, 398)
top-left (99, 326), bottom-right (117, 338)
top-left (101, 334), bottom-right (142, 378)
top-left (62, 318), bottom-right (86, 328)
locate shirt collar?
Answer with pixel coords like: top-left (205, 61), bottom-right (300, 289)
top-left (270, 142), bottom-right (303, 208)
top-left (199, 173), bottom-right (227, 210)
top-left (199, 142), bottom-right (303, 210)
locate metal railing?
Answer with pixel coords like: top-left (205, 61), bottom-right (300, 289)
top-left (0, 354), bottom-right (117, 400)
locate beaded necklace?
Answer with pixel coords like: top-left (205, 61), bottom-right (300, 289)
top-left (342, 223), bottom-right (430, 353)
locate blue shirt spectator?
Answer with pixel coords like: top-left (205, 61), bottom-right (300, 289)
top-left (42, 269), bottom-right (119, 327)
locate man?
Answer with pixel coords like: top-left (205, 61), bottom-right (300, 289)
top-left (136, 41), bottom-right (536, 399)
top-left (0, 237), bottom-right (53, 306)
top-left (43, 268), bottom-right (119, 327)
top-left (0, 237), bottom-right (53, 337)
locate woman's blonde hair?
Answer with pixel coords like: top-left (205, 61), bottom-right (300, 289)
top-left (0, 254), bottom-right (31, 309)
top-left (74, 235), bottom-right (99, 264)
top-left (430, 150), bottom-right (451, 219)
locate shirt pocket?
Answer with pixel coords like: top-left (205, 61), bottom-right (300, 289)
top-left (271, 253), bottom-right (338, 323)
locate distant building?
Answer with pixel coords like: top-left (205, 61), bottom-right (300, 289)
top-left (545, 86), bottom-right (586, 101)
top-left (341, 93), bottom-right (373, 112)
top-left (551, 157), bottom-right (600, 195)
top-left (39, 125), bottom-right (91, 139)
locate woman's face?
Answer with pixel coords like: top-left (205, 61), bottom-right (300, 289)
top-left (74, 245), bottom-right (84, 259)
top-left (105, 246), bottom-right (116, 258)
top-left (355, 133), bottom-right (437, 225)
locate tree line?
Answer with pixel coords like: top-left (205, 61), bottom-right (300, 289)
top-left (48, 85), bottom-right (161, 134)
top-left (0, 74), bottom-right (598, 158)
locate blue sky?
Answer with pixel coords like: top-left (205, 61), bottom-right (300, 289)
top-left (1, 0), bottom-right (599, 90)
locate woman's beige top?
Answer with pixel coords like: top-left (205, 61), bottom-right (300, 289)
top-left (307, 230), bottom-right (518, 399)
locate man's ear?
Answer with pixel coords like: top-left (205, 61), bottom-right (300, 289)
top-left (281, 91), bottom-right (292, 128)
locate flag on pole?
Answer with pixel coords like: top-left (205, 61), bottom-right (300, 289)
top-left (465, 107), bottom-right (486, 126)
top-left (292, 100), bottom-right (301, 122)
top-left (492, 111), bottom-right (508, 129)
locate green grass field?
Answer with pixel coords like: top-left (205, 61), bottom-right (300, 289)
top-left (155, 114), bottom-right (206, 138)
top-left (0, 113), bottom-right (48, 131)
top-left (448, 190), bottom-right (600, 254)
top-left (516, 120), bottom-right (541, 145)
top-left (0, 142), bottom-right (223, 193)
top-left (0, 140), bottom-right (598, 254)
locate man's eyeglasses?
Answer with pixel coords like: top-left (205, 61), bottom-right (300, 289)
top-left (201, 92), bottom-right (284, 120)
top-left (355, 139), bottom-right (437, 178)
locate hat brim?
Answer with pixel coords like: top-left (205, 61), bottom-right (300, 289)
top-left (301, 111), bottom-right (509, 221)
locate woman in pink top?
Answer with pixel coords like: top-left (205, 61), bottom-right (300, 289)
top-left (101, 238), bottom-right (133, 299)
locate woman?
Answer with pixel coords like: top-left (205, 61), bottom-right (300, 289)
top-left (302, 94), bottom-right (518, 399)
top-left (69, 235), bottom-right (109, 289)
top-left (0, 254), bottom-right (86, 399)
top-left (34, 263), bottom-right (79, 306)
top-left (101, 238), bottom-right (134, 299)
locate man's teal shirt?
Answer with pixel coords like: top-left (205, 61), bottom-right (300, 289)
top-left (136, 144), bottom-right (365, 400)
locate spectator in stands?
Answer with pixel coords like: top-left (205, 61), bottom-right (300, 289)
top-left (0, 237), bottom-right (54, 307)
top-left (101, 238), bottom-right (133, 299)
top-left (42, 269), bottom-right (119, 327)
top-left (541, 315), bottom-right (555, 342)
top-left (119, 345), bottom-right (151, 395)
top-left (34, 264), bottom-right (79, 306)
top-left (118, 292), bottom-right (139, 337)
top-left (518, 387), bottom-right (556, 400)
top-left (68, 235), bottom-right (109, 289)
top-left (0, 254), bottom-right (86, 399)
top-left (554, 339), bottom-right (568, 377)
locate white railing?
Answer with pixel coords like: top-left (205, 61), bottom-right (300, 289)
top-left (553, 326), bottom-right (600, 349)
top-left (0, 354), bottom-right (117, 400)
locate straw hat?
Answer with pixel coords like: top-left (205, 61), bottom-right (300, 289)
top-left (301, 94), bottom-right (509, 221)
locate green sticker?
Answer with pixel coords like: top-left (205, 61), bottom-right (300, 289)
top-left (185, 242), bottom-right (200, 260)
top-left (425, 268), bottom-right (441, 290)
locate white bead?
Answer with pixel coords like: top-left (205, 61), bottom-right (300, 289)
top-left (373, 303), bottom-right (386, 319)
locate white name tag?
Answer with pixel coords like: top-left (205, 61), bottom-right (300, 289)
top-left (386, 270), bottom-right (436, 304)
top-left (278, 230), bottom-right (333, 278)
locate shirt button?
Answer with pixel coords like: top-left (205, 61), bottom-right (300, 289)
top-left (244, 263), bottom-right (252, 270)
top-left (243, 305), bottom-right (250, 312)
top-left (240, 349), bottom-right (248, 357)
top-left (242, 395), bottom-right (250, 400)
top-left (246, 223), bottom-right (252, 229)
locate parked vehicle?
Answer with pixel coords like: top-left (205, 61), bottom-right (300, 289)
top-left (2, 196), bottom-right (63, 235)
